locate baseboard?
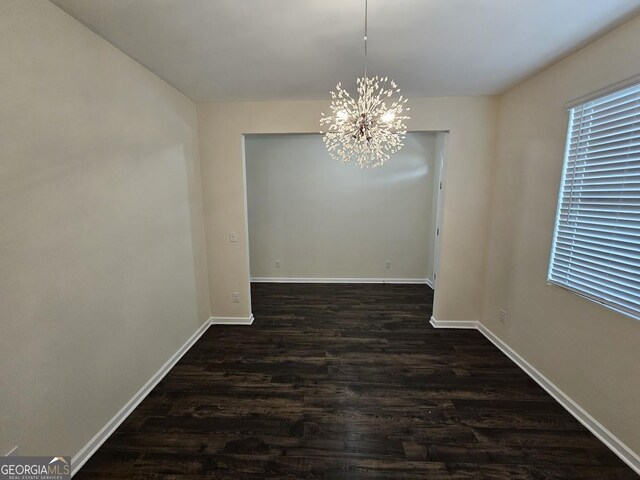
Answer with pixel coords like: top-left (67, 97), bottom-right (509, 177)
top-left (71, 318), bottom-right (213, 477)
top-left (429, 316), bottom-right (478, 329)
top-left (432, 316), bottom-right (640, 473)
top-left (426, 278), bottom-right (434, 289)
top-left (251, 277), bottom-right (428, 284)
top-left (71, 313), bottom-right (257, 476)
top-left (72, 312), bottom-right (639, 476)
top-left (476, 323), bottom-right (640, 475)
top-left (4, 446), bottom-right (18, 456)
top-left (211, 314), bottom-right (254, 325)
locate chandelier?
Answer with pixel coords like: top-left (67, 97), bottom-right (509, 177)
top-left (320, 0), bottom-right (410, 169)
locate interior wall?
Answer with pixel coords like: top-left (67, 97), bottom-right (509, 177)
top-left (426, 132), bottom-right (446, 285)
top-left (482, 14), bottom-right (640, 455)
top-left (245, 133), bottom-right (436, 281)
top-left (197, 97), bottom-right (498, 321)
top-left (0, 0), bottom-right (210, 457)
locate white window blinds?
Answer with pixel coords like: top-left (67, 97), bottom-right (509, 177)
top-left (549, 82), bottom-right (640, 320)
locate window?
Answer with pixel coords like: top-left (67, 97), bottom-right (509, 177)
top-left (549, 81), bottom-right (640, 320)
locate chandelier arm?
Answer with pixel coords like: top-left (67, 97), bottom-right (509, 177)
top-left (346, 95), bottom-right (360, 114)
top-left (369, 96), bottom-right (387, 113)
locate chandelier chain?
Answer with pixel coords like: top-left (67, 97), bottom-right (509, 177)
top-left (364, 0), bottom-right (368, 80)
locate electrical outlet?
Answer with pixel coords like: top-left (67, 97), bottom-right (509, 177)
top-left (275, 260), bottom-right (280, 268)
top-left (228, 232), bottom-right (237, 243)
top-left (498, 308), bottom-right (507, 324)
top-left (232, 292), bottom-right (240, 303)
top-left (386, 261), bottom-right (391, 269)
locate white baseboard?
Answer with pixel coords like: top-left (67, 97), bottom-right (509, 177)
top-left (4, 446), bottom-right (18, 456)
top-left (426, 278), bottom-right (434, 289)
top-left (430, 317), bottom-right (640, 475)
top-left (211, 314), bottom-right (254, 325)
top-left (477, 323), bottom-right (640, 475)
top-left (429, 316), bottom-right (478, 329)
top-left (251, 277), bottom-right (428, 284)
top-left (73, 310), bottom-right (638, 476)
top-left (72, 318), bottom-right (213, 476)
top-left (72, 313), bottom-right (258, 476)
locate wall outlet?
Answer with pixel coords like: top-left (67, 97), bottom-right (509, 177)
top-left (386, 261), bottom-right (391, 269)
top-left (232, 292), bottom-right (240, 303)
top-left (498, 308), bottom-right (507, 324)
top-left (275, 260), bottom-right (280, 268)
top-left (228, 232), bottom-right (237, 242)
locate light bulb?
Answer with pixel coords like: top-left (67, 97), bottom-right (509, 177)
top-left (381, 111), bottom-right (395, 123)
top-left (336, 110), bottom-right (349, 122)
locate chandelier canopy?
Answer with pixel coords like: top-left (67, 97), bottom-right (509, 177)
top-left (320, 0), bottom-right (410, 169)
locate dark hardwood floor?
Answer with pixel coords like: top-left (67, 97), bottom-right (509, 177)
top-left (76, 283), bottom-right (637, 479)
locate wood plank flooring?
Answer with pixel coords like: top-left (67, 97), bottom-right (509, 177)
top-left (76, 283), bottom-right (638, 479)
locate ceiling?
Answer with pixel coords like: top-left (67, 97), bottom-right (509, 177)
top-left (51, 0), bottom-right (640, 102)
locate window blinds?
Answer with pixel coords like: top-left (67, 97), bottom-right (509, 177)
top-left (549, 82), bottom-right (640, 319)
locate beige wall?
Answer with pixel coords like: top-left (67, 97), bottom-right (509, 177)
top-left (0, 0), bottom-right (210, 457)
top-left (197, 97), bottom-right (498, 320)
top-left (482, 15), bottom-right (640, 454)
top-left (245, 132), bottom-right (436, 281)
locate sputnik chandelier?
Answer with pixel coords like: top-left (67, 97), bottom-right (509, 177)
top-left (320, 0), bottom-right (410, 169)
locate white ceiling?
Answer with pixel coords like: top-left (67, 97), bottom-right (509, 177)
top-left (51, 0), bottom-right (640, 101)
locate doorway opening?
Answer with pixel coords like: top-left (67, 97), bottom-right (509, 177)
top-left (242, 131), bottom-right (448, 304)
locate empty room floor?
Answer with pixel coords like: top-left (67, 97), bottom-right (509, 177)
top-left (75, 283), bottom-right (636, 479)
